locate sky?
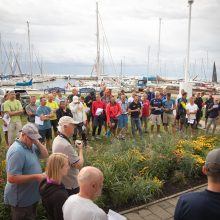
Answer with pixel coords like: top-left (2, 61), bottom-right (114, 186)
top-left (0, 0), bottom-right (220, 80)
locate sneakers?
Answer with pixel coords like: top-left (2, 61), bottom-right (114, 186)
top-left (157, 134), bottom-right (161, 138)
top-left (91, 136), bottom-right (95, 141)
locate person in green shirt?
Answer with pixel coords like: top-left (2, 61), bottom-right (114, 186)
top-left (3, 90), bottom-right (24, 146)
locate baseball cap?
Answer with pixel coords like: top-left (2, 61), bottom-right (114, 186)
top-left (205, 148), bottom-right (220, 173)
top-left (72, 96), bottom-right (79, 103)
top-left (58, 116), bottom-right (78, 126)
top-left (22, 123), bottom-right (41, 140)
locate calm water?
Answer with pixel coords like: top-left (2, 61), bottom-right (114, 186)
top-left (32, 78), bottom-right (71, 90)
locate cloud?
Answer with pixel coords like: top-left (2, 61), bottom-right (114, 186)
top-left (0, 0), bottom-right (219, 78)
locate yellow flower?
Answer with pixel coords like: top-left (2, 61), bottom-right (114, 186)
top-left (153, 177), bottom-right (163, 188)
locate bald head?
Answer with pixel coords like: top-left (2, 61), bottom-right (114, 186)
top-left (78, 166), bottom-right (104, 200)
top-left (48, 94), bottom-right (54, 102)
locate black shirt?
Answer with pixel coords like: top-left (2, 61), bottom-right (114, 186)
top-left (174, 189), bottom-right (220, 220)
top-left (150, 98), bottom-right (162, 115)
top-left (205, 97), bottom-right (214, 110)
top-left (194, 97), bottom-right (203, 110)
top-left (56, 108), bottom-right (73, 122)
top-left (39, 179), bottom-right (69, 220)
top-left (208, 103), bottom-right (220, 118)
top-left (129, 101), bottom-right (142, 118)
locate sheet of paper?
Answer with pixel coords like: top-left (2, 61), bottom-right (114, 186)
top-left (108, 209), bottom-right (127, 220)
top-left (3, 113), bottom-right (10, 125)
top-left (95, 108), bottom-right (103, 116)
top-left (35, 116), bottom-right (44, 125)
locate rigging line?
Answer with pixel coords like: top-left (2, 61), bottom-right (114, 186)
top-left (2, 42), bottom-right (14, 75)
top-left (98, 13), bottom-right (117, 74)
top-left (11, 44), bottom-right (23, 75)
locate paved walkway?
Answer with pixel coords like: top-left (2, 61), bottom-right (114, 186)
top-left (121, 184), bottom-right (207, 220)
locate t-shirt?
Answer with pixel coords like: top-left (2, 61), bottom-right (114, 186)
top-left (177, 98), bottom-right (187, 116)
top-left (36, 106), bottom-right (52, 130)
top-left (25, 104), bottom-right (37, 123)
top-left (63, 194), bottom-right (108, 220)
top-left (142, 100), bottom-right (150, 117)
top-left (46, 101), bottom-right (59, 120)
top-left (129, 101), bottom-right (142, 118)
top-left (186, 103), bottom-right (198, 120)
top-left (118, 101), bottom-right (129, 114)
top-left (163, 99), bottom-right (175, 114)
top-left (208, 103), bottom-right (220, 118)
top-left (174, 189), bottom-right (220, 220)
top-left (52, 135), bottom-right (79, 190)
top-left (4, 139), bottom-right (42, 207)
top-left (3, 99), bottom-right (23, 123)
top-left (150, 98), bottom-right (162, 115)
top-left (194, 97), bottom-right (203, 110)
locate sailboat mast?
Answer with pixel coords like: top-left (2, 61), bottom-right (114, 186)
top-left (147, 46), bottom-right (150, 76)
top-left (27, 21), bottom-right (32, 78)
top-left (157, 18), bottom-right (162, 75)
top-left (0, 33), bottom-right (2, 76)
top-left (96, 2), bottom-right (100, 80)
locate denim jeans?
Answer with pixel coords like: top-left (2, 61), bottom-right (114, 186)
top-left (131, 117), bottom-right (142, 137)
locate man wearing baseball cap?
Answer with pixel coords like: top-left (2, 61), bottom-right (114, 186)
top-left (174, 148), bottom-right (220, 220)
top-left (52, 116), bottom-right (84, 196)
top-left (4, 123), bottom-right (48, 220)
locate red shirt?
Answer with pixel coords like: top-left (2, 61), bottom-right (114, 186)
top-left (106, 102), bottom-right (121, 122)
top-left (92, 101), bottom-right (106, 116)
top-left (142, 100), bottom-right (150, 117)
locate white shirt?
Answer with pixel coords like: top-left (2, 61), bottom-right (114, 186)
top-left (186, 103), bottom-right (198, 120)
top-left (63, 194), bottom-right (108, 220)
top-left (69, 102), bottom-right (87, 124)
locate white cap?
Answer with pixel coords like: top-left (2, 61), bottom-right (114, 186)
top-left (72, 96), bottom-right (79, 103)
top-left (58, 116), bottom-right (78, 126)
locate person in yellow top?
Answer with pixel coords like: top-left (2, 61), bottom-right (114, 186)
top-left (46, 94), bottom-right (59, 136)
top-left (3, 90), bottom-right (24, 146)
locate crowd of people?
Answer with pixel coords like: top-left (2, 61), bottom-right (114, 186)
top-left (0, 87), bottom-right (220, 220)
top-left (0, 88), bottom-right (220, 148)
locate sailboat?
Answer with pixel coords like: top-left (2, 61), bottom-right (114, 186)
top-left (15, 78), bottom-right (33, 87)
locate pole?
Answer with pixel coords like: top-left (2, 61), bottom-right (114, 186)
top-left (0, 33), bottom-right (2, 76)
top-left (147, 46), bottom-right (150, 76)
top-left (184, 0), bottom-right (194, 82)
top-left (96, 2), bottom-right (100, 80)
top-left (27, 21), bottom-right (32, 78)
top-left (157, 18), bottom-right (162, 75)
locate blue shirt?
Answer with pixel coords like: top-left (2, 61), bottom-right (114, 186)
top-left (4, 140), bottom-right (42, 207)
top-left (174, 189), bottom-right (220, 220)
top-left (36, 106), bottom-right (52, 130)
top-left (163, 99), bottom-right (175, 114)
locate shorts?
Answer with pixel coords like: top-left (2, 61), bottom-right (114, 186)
top-left (39, 128), bottom-right (52, 142)
top-left (150, 114), bottom-right (161, 125)
top-left (110, 118), bottom-right (118, 128)
top-left (50, 119), bottom-right (58, 133)
top-left (180, 115), bottom-right (186, 125)
top-left (163, 113), bottom-right (175, 125)
top-left (207, 117), bottom-right (219, 126)
top-left (205, 111), bottom-right (209, 119)
top-left (187, 119), bottom-right (196, 128)
top-left (118, 114), bottom-right (128, 128)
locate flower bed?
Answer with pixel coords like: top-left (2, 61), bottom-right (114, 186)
top-left (0, 133), bottom-right (219, 219)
